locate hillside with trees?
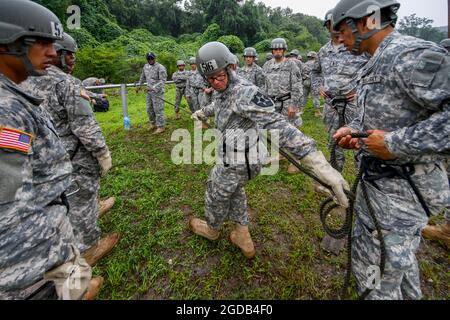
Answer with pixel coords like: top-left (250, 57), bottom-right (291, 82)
top-left (34, 0), bottom-right (330, 82)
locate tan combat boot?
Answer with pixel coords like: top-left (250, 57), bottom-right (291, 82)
top-left (287, 164), bottom-right (300, 175)
top-left (422, 222), bottom-right (450, 248)
top-left (230, 224), bottom-right (256, 259)
top-left (314, 110), bottom-right (323, 117)
top-left (82, 233), bottom-right (120, 266)
top-left (189, 218), bottom-right (219, 241)
top-left (83, 276), bottom-right (104, 300)
top-left (99, 197), bottom-right (116, 218)
top-left (175, 112), bottom-right (180, 119)
top-left (153, 127), bottom-right (165, 134)
top-left (201, 121), bottom-right (209, 129)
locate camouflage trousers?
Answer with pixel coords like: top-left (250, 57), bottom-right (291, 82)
top-left (275, 101), bottom-right (302, 128)
top-left (146, 92), bottom-right (166, 127)
top-left (174, 86), bottom-right (186, 114)
top-left (187, 89), bottom-right (200, 113)
top-left (0, 204), bottom-right (83, 298)
top-left (351, 162), bottom-right (450, 299)
top-left (68, 171), bottom-right (102, 252)
top-left (302, 83), bottom-right (320, 110)
top-left (205, 164), bottom-right (261, 230)
top-left (323, 101), bottom-right (358, 172)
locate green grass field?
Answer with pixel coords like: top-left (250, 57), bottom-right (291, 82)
top-left (93, 84), bottom-right (449, 300)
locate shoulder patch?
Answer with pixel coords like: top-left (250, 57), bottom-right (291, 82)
top-left (0, 126), bottom-right (33, 154)
top-left (251, 92), bottom-right (275, 108)
top-left (415, 49), bottom-right (445, 73)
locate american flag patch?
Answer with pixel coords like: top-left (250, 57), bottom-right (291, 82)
top-left (0, 127), bottom-right (33, 153)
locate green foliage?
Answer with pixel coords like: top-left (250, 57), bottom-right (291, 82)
top-left (253, 39), bottom-right (272, 53)
top-left (217, 36), bottom-right (245, 54)
top-left (67, 28), bottom-right (99, 48)
top-left (197, 23), bottom-right (223, 45)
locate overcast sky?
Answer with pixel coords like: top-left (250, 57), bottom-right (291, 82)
top-left (259, 0), bottom-right (448, 27)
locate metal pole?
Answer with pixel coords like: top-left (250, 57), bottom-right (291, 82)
top-left (120, 84), bottom-right (131, 130)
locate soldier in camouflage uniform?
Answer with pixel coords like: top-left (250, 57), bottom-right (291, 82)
top-left (189, 42), bottom-right (350, 259)
top-left (312, 10), bottom-right (369, 172)
top-left (263, 38), bottom-right (304, 174)
top-left (421, 37), bottom-right (450, 248)
top-left (333, 0), bottom-right (450, 299)
top-left (139, 52), bottom-right (167, 133)
top-left (172, 60), bottom-right (189, 119)
top-left (237, 47), bottom-right (265, 89)
top-left (21, 35), bottom-right (119, 267)
top-left (54, 33), bottom-right (117, 218)
top-left (302, 51), bottom-right (322, 117)
top-left (186, 57), bottom-right (205, 112)
top-left (287, 49), bottom-right (304, 90)
top-left (0, 0), bottom-right (102, 300)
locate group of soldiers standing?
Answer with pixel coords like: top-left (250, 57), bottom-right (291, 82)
top-left (0, 0), bottom-right (449, 301)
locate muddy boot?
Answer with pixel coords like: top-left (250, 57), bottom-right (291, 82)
top-left (422, 222), bottom-right (450, 248)
top-left (153, 127), bottom-right (165, 134)
top-left (82, 233), bottom-right (120, 266)
top-left (189, 218), bottom-right (219, 241)
top-left (287, 164), bottom-right (300, 175)
top-left (149, 123), bottom-right (156, 131)
top-left (83, 277), bottom-right (104, 300)
top-left (314, 110), bottom-right (323, 118)
top-left (99, 197), bottom-right (116, 218)
top-left (230, 224), bottom-right (256, 259)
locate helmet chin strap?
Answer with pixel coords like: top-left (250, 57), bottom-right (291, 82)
top-left (2, 38), bottom-right (47, 76)
top-left (346, 18), bottom-right (390, 55)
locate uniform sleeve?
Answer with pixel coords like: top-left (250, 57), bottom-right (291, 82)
top-left (0, 101), bottom-right (34, 205)
top-left (235, 89), bottom-right (317, 159)
top-left (200, 100), bottom-right (216, 118)
top-left (288, 63), bottom-right (303, 109)
top-left (311, 56), bottom-right (324, 92)
top-left (139, 67), bottom-right (146, 85)
top-left (384, 49), bottom-right (450, 158)
top-left (155, 65), bottom-right (167, 91)
top-left (57, 81), bottom-right (109, 158)
top-left (256, 67), bottom-right (266, 89)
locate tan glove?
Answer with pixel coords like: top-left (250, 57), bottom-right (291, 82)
top-left (191, 109), bottom-right (207, 122)
top-left (97, 151), bottom-right (112, 176)
top-left (301, 151), bottom-right (350, 208)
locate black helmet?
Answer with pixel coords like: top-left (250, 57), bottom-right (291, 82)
top-left (0, 0), bottom-right (64, 76)
top-left (54, 33), bottom-right (78, 53)
top-left (196, 42), bottom-right (234, 78)
top-left (146, 52), bottom-right (156, 60)
top-left (332, 0), bottom-right (400, 55)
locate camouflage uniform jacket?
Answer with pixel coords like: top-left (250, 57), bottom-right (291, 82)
top-left (262, 58), bottom-right (303, 108)
top-left (237, 63), bottom-right (265, 88)
top-left (0, 74), bottom-right (75, 290)
top-left (312, 41), bottom-right (368, 96)
top-left (172, 70), bottom-right (189, 89)
top-left (21, 65), bottom-right (109, 174)
top-left (350, 31), bottom-right (450, 218)
top-left (139, 62), bottom-right (167, 93)
top-left (200, 76), bottom-right (317, 166)
top-left (186, 69), bottom-right (206, 96)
